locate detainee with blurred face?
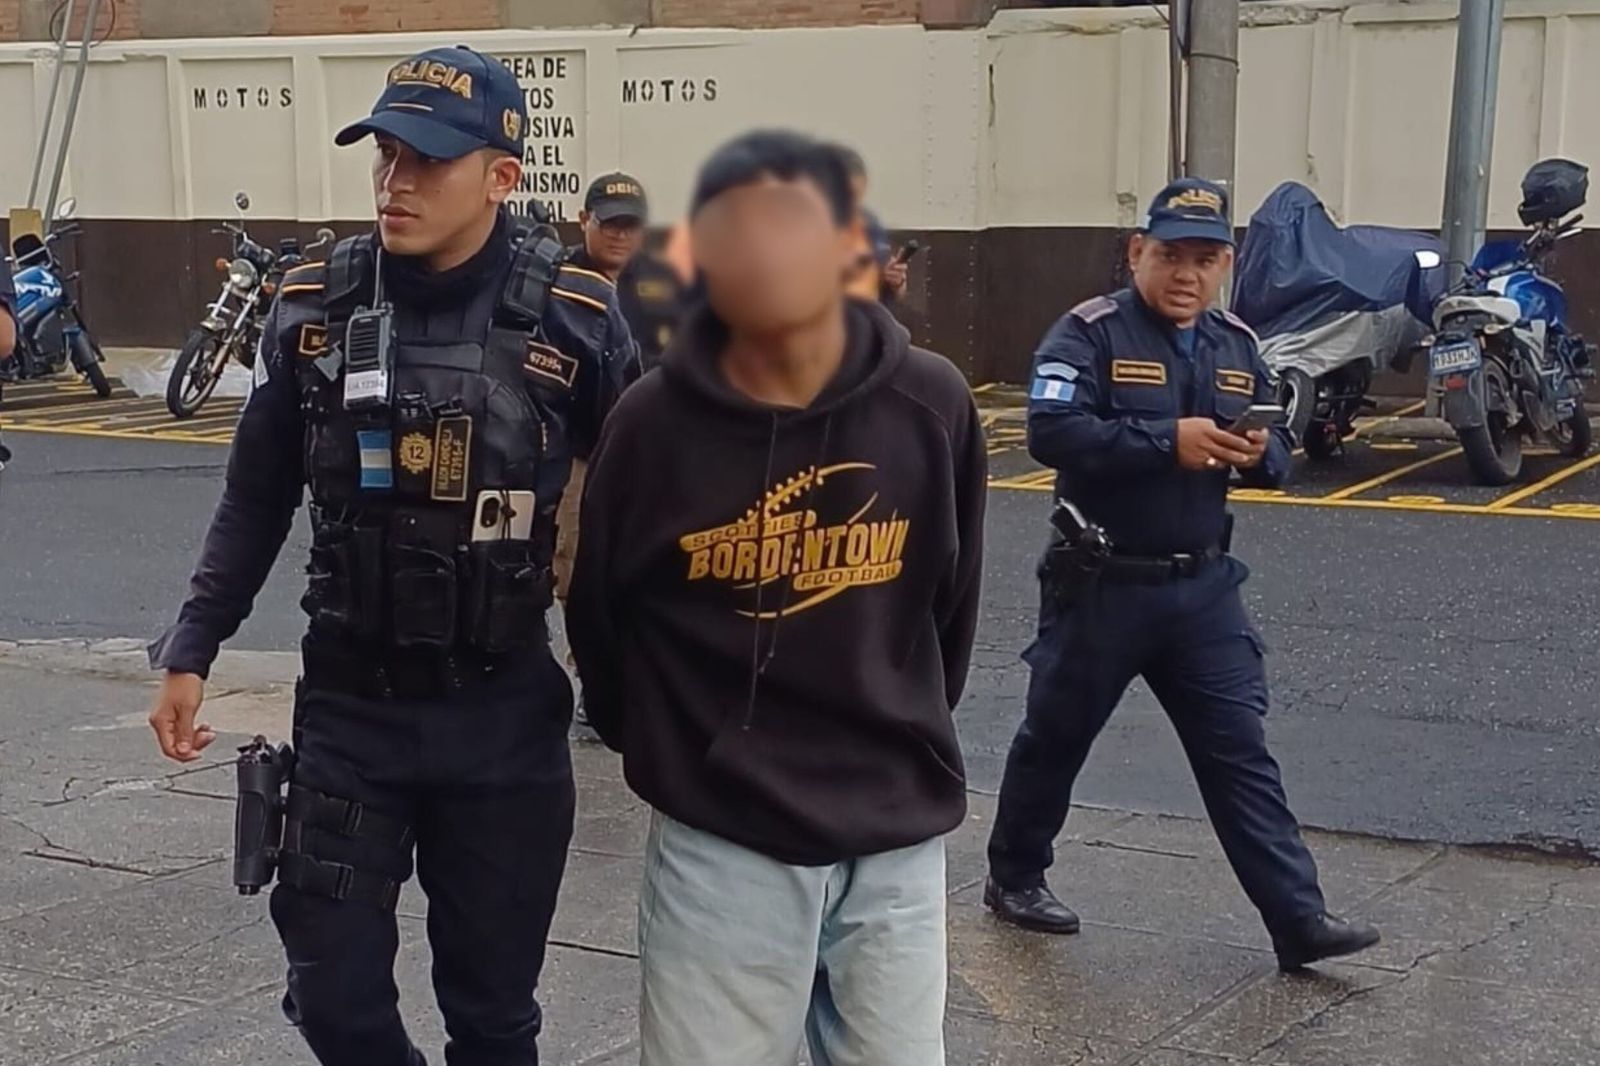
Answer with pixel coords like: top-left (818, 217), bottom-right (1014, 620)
top-left (567, 130), bottom-right (988, 1065)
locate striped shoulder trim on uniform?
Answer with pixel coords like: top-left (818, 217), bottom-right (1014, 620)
top-left (558, 263), bottom-right (615, 288)
top-left (1218, 309), bottom-right (1260, 344)
top-left (550, 264), bottom-right (615, 315)
top-left (278, 260), bottom-right (326, 296)
top-left (1069, 295), bottom-right (1118, 324)
top-left (550, 286), bottom-right (609, 314)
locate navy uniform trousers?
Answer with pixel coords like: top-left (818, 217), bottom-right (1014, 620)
top-left (269, 649), bottom-right (576, 1066)
top-left (986, 557), bottom-right (1325, 934)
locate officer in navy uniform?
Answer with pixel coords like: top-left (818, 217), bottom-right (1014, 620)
top-left (983, 178), bottom-right (1381, 972)
top-left (146, 47), bottom-right (636, 1065)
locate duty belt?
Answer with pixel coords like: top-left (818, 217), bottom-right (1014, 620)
top-left (300, 634), bottom-right (546, 700)
top-left (1100, 546), bottom-right (1224, 584)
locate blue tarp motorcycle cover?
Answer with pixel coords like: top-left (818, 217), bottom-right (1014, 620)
top-left (1231, 182), bottom-right (1446, 378)
top-left (1232, 182), bottom-right (1445, 339)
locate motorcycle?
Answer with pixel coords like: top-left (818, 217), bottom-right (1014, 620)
top-left (1233, 183), bottom-right (1445, 459)
top-left (4, 198), bottom-right (112, 399)
top-left (1427, 159), bottom-right (1595, 485)
top-left (166, 191), bottom-right (335, 419)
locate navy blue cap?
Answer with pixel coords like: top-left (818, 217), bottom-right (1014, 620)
top-left (335, 47), bottom-right (526, 161)
top-left (585, 173), bottom-right (649, 223)
top-left (1142, 177), bottom-right (1233, 245)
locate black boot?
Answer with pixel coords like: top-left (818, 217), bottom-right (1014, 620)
top-left (984, 877), bottom-right (1081, 935)
top-left (1272, 912), bottom-right (1381, 971)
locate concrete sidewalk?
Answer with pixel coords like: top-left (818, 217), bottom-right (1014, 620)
top-left (2, 639), bottom-right (1598, 1065)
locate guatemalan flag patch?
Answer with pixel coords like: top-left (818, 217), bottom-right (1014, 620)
top-left (1030, 361), bottom-right (1079, 403)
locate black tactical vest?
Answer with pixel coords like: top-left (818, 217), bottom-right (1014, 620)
top-left (294, 230), bottom-right (566, 657)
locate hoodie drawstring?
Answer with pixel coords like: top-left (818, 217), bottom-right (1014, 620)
top-left (742, 411), bottom-right (835, 730)
top-left (743, 411), bottom-right (782, 729)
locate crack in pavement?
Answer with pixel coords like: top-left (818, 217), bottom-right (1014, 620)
top-left (1244, 880), bottom-right (1563, 1063)
top-left (0, 812), bottom-right (52, 851)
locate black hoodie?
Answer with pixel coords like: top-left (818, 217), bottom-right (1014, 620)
top-left (568, 299), bottom-right (987, 866)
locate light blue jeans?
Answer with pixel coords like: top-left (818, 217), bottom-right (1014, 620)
top-left (637, 812), bottom-right (948, 1066)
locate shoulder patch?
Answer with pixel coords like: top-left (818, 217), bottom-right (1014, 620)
top-left (278, 260), bottom-right (326, 297)
top-left (1069, 295), bottom-right (1118, 324)
top-left (1218, 309), bottom-right (1260, 344)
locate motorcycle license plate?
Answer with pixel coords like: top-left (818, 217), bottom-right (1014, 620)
top-left (1429, 341), bottom-right (1481, 375)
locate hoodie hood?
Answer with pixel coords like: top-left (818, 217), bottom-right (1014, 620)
top-left (660, 298), bottom-right (911, 423)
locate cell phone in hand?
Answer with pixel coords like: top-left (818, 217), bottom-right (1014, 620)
top-left (891, 239), bottom-right (923, 266)
top-left (1227, 404), bottom-right (1285, 435)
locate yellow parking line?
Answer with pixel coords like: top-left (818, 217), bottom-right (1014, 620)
top-left (99, 408), bottom-right (241, 431)
top-left (1486, 451), bottom-right (1600, 510)
top-left (1237, 492), bottom-right (1600, 521)
top-left (988, 475), bottom-right (1599, 520)
top-left (987, 469), bottom-right (1055, 490)
top-left (10, 397), bottom-right (162, 423)
top-left (2, 422), bottom-right (230, 445)
top-left (1321, 448), bottom-right (1463, 501)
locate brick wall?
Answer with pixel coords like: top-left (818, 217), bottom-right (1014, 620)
top-left (271, 0), bottom-right (498, 35)
top-left (0, 0), bottom-right (1021, 40)
top-left (653, 0), bottom-right (918, 28)
top-left (14, 0), bottom-right (139, 41)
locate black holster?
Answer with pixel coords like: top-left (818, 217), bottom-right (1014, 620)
top-left (233, 736), bottom-right (296, 896)
top-left (1039, 535), bottom-right (1107, 611)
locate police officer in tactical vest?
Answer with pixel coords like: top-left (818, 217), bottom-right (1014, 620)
top-left (984, 178), bottom-right (1380, 973)
top-left (146, 47), bottom-right (636, 1065)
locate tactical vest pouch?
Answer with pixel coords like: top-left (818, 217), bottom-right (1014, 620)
top-left (388, 511), bottom-right (459, 649)
top-left (303, 521), bottom-right (385, 643)
top-left (466, 540), bottom-right (552, 654)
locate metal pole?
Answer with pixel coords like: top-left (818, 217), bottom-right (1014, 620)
top-left (1168, 0), bottom-right (1188, 182)
top-left (1441, 0), bottom-right (1504, 283)
top-left (26, 0), bottom-right (77, 208)
top-left (1473, 0), bottom-right (1506, 245)
top-left (43, 0), bottom-right (102, 225)
top-left (1183, 0), bottom-right (1239, 202)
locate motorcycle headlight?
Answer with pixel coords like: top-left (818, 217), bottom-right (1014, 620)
top-left (228, 258), bottom-right (259, 290)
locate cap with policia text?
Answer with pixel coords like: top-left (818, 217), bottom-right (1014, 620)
top-left (584, 173), bottom-right (649, 224)
top-left (1141, 177), bottom-right (1234, 245)
top-left (335, 46), bottom-right (527, 162)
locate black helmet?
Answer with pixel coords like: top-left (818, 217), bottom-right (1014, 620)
top-left (1518, 158), bottom-right (1588, 226)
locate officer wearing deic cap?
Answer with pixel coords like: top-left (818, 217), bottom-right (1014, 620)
top-left (983, 177), bottom-right (1382, 973)
top-left (146, 46), bottom-right (637, 1065)
top-left (569, 172), bottom-right (686, 372)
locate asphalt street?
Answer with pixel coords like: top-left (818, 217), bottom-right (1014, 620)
top-left (2, 417), bottom-right (1598, 857)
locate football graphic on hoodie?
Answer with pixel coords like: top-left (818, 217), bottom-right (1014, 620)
top-left (679, 462), bottom-right (911, 618)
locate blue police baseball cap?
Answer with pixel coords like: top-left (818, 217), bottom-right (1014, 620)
top-left (335, 46), bottom-right (526, 161)
top-left (1142, 177), bottom-right (1234, 245)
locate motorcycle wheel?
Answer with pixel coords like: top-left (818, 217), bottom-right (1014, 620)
top-left (1552, 409), bottom-right (1594, 458)
top-left (69, 331), bottom-right (112, 399)
top-left (167, 329), bottom-right (227, 419)
top-left (1459, 410), bottom-right (1523, 486)
top-left (1277, 367), bottom-right (1317, 449)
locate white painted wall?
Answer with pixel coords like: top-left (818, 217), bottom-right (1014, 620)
top-left (1, 0), bottom-right (1595, 230)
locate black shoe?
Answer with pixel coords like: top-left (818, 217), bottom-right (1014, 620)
top-left (983, 877), bottom-right (1081, 935)
top-left (1272, 912), bottom-right (1381, 971)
